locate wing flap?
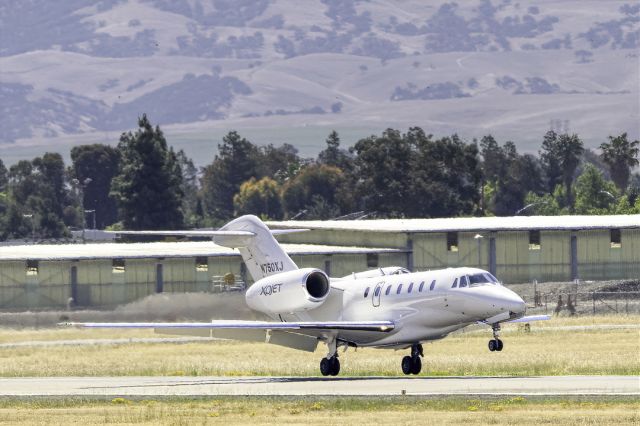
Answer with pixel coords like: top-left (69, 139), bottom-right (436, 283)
top-left (62, 320), bottom-right (395, 332)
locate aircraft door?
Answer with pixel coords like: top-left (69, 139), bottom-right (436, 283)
top-left (372, 281), bottom-right (384, 307)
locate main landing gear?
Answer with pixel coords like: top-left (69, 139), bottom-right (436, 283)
top-left (401, 343), bottom-right (423, 375)
top-left (320, 336), bottom-right (341, 376)
top-left (488, 324), bottom-right (504, 352)
top-left (320, 355), bottom-right (340, 376)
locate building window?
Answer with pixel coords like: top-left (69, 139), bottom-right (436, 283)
top-left (610, 229), bottom-right (621, 248)
top-left (195, 257), bottom-right (208, 272)
top-left (529, 230), bottom-right (541, 250)
top-left (366, 253), bottom-right (379, 268)
top-left (112, 259), bottom-right (125, 274)
top-left (26, 260), bottom-right (38, 276)
top-left (447, 232), bottom-right (459, 252)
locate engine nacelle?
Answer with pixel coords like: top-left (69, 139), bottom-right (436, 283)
top-left (245, 268), bottom-right (330, 315)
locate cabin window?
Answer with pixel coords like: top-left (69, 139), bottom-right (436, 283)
top-left (407, 283), bottom-right (414, 293)
top-left (418, 281), bottom-right (425, 292)
top-left (459, 276), bottom-right (468, 288)
top-left (195, 257), bottom-right (208, 272)
top-left (374, 286), bottom-right (381, 297)
top-left (112, 259), bottom-right (125, 274)
top-left (529, 230), bottom-right (541, 250)
top-left (451, 278), bottom-right (458, 288)
top-left (447, 232), bottom-right (459, 252)
top-left (364, 287), bottom-right (370, 298)
top-left (26, 260), bottom-right (38, 276)
top-left (396, 284), bottom-right (403, 294)
top-left (385, 285), bottom-right (392, 296)
top-left (610, 229), bottom-right (621, 248)
top-left (430, 280), bottom-right (436, 291)
top-left (366, 253), bottom-right (379, 267)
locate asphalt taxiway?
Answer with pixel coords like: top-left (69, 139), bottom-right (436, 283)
top-left (0, 376), bottom-right (637, 397)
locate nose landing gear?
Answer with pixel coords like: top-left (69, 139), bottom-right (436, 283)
top-left (488, 324), bottom-right (503, 352)
top-left (401, 343), bottom-right (423, 375)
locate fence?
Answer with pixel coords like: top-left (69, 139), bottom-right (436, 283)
top-left (531, 291), bottom-right (640, 315)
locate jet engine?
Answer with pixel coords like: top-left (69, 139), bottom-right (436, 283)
top-left (245, 268), bottom-right (330, 315)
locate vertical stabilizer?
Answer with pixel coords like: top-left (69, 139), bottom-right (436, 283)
top-left (212, 215), bottom-right (298, 281)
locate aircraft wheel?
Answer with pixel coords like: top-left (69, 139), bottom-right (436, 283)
top-left (401, 356), bottom-right (413, 375)
top-left (488, 339), bottom-right (496, 352)
top-left (495, 339), bottom-right (504, 351)
top-left (410, 356), bottom-right (422, 375)
top-left (320, 357), bottom-right (331, 376)
top-left (330, 356), bottom-right (340, 376)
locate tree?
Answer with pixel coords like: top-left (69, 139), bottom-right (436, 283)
top-left (281, 164), bottom-right (350, 219)
top-left (233, 177), bottom-right (282, 219)
top-left (201, 131), bottom-right (259, 222)
top-left (540, 131), bottom-right (584, 209)
top-left (175, 149), bottom-right (202, 227)
top-left (318, 130), bottom-right (353, 171)
top-left (5, 154), bottom-right (72, 238)
top-left (256, 143), bottom-right (302, 183)
top-left (573, 164), bottom-right (617, 214)
top-left (410, 130), bottom-right (481, 217)
top-left (599, 133), bottom-right (639, 193)
top-left (70, 144), bottom-right (120, 229)
top-left (352, 129), bottom-right (413, 216)
top-left (111, 115), bottom-right (184, 230)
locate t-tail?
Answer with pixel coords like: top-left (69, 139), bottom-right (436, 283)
top-left (213, 215), bottom-right (299, 281)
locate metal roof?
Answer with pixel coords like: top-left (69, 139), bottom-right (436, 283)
top-left (0, 242), bottom-right (403, 262)
top-left (268, 215), bottom-right (640, 233)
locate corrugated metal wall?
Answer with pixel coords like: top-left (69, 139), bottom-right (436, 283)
top-left (0, 252), bottom-right (410, 309)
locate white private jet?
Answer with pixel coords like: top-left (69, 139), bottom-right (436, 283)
top-left (67, 215), bottom-right (548, 376)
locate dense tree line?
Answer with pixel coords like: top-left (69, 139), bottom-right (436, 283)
top-left (0, 114), bottom-right (638, 240)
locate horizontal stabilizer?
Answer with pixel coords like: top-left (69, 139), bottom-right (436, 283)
top-left (111, 229), bottom-right (307, 238)
top-left (61, 320), bottom-right (395, 332)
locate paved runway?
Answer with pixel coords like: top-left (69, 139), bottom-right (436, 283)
top-left (0, 376), bottom-right (637, 397)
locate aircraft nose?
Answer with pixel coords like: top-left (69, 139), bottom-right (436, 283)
top-left (501, 289), bottom-right (526, 314)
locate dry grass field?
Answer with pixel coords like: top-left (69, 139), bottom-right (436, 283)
top-left (0, 396), bottom-right (637, 426)
top-left (0, 315), bottom-right (637, 377)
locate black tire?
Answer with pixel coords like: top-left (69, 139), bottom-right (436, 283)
top-left (496, 339), bottom-right (504, 351)
top-left (410, 356), bottom-right (422, 375)
top-left (401, 356), bottom-right (413, 375)
top-left (488, 339), bottom-right (496, 352)
top-left (320, 358), bottom-right (331, 376)
top-left (330, 357), bottom-right (340, 376)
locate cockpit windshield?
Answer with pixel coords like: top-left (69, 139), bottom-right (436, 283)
top-left (388, 268), bottom-right (410, 275)
top-left (468, 273), bottom-right (500, 287)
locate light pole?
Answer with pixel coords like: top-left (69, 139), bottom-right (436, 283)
top-left (599, 190), bottom-right (617, 201)
top-left (85, 209), bottom-right (96, 230)
top-left (22, 214), bottom-right (34, 242)
top-left (72, 178), bottom-right (92, 243)
top-left (515, 201), bottom-right (548, 216)
top-left (474, 234), bottom-right (484, 267)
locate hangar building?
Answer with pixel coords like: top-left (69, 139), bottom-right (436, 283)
top-left (269, 215), bottom-right (640, 284)
top-left (0, 242), bottom-right (404, 310)
top-left (0, 214), bottom-right (637, 310)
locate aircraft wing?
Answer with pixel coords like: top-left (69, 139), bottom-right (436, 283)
top-left (504, 314), bottom-right (551, 323)
top-left (62, 320), bottom-right (395, 332)
top-left (478, 313), bottom-right (551, 326)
